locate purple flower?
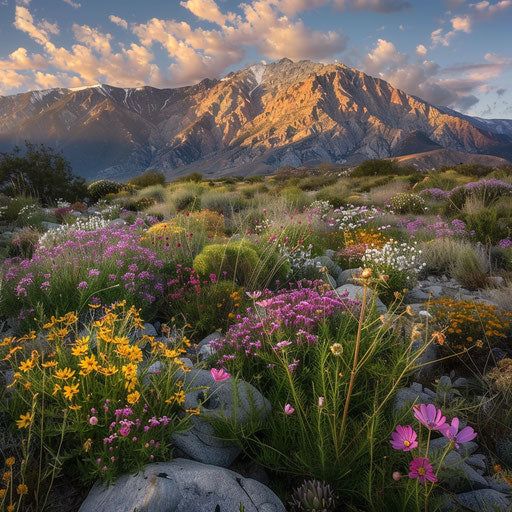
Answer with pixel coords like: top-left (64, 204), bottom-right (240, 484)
top-left (413, 404), bottom-right (446, 431)
top-left (440, 417), bottom-right (477, 447)
top-left (390, 425), bottom-right (418, 452)
top-left (408, 457), bottom-right (438, 484)
top-left (284, 404), bottom-right (295, 415)
top-left (77, 281), bottom-right (88, 290)
top-left (88, 268), bottom-right (100, 277)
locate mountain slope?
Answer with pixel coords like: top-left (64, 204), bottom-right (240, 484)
top-left (0, 59), bottom-right (510, 179)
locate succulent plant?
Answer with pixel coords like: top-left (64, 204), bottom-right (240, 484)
top-left (289, 479), bottom-right (337, 512)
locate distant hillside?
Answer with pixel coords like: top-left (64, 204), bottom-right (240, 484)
top-left (0, 58), bottom-right (511, 179)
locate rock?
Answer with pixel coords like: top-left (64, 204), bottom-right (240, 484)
top-left (172, 369), bottom-right (271, 467)
top-left (109, 218), bottom-right (127, 227)
top-left (41, 221), bottom-right (61, 231)
top-left (442, 450), bottom-right (489, 490)
top-left (423, 285), bottom-right (443, 298)
top-left (78, 458), bottom-right (285, 512)
top-left (442, 489), bottom-right (511, 512)
top-left (314, 256), bottom-right (342, 278)
top-left (393, 383), bottom-right (433, 413)
top-left (404, 287), bottom-right (430, 304)
top-left (336, 268), bottom-right (362, 286)
top-left (335, 284), bottom-right (387, 314)
top-left (197, 331), bottom-right (222, 360)
top-left (131, 323), bottom-right (158, 342)
top-left (412, 339), bottom-right (439, 380)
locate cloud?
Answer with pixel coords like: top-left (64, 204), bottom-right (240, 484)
top-left (363, 37), bottom-right (506, 112)
top-left (334, 0), bottom-right (410, 11)
top-left (180, 0), bottom-right (236, 25)
top-left (430, 15), bottom-right (472, 46)
top-left (496, 87), bottom-right (506, 95)
top-left (471, 0), bottom-right (512, 16)
top-left (109, 15), bottom-right (128, 29)
top-left (451, 15), bottom-right (472, 32)
top-left (62, 0), bottom-right (81, 8)
top-left (0, 70), bottom-right (28, 94)
top-left (13, 6), bottom-right (55, 45)
top-left (416, 44), bottom-right (427, 56)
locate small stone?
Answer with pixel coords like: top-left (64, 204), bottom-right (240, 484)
top-left (442, 489), bottom-right (510, 512)
top-left (335, 284), bottom-right (387, 314)
top-left (336, 268), bottom-right (362, 286)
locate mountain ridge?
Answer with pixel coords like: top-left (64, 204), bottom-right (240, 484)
top-left (0, 58), bottom-right (511, 179)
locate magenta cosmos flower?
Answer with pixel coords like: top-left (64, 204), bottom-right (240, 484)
top-left (440, 418), bottom-right (477, 448)
top-left (210, 368), bottom-right (230, 382)
top-left (413, 404), bottom-right (446, 430)
top-left (408, 457), bottom-right (438, 484)
top-left (284, 404), bottom-right (295, 415)
top-left (390, 425), bottom-right (418, 452)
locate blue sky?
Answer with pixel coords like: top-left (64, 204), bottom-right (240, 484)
top-left (0, 0), bottom-right (511, 118)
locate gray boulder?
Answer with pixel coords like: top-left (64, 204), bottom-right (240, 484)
top-left (172, 369), bottom-right (271, 467)
top-left (335, 284), bottom-right (387, 314)
top-left (442, 489), bottom-right (511, 512)
top-left (336, 267), bottom-right (362, 286)
top-left (78, 458), bottom-right (285, 512)
top-left (393, 382), bottom-right (436, 414)
top-left (197, 331), bottom-right (222, 360)
top-left (404, 287), bottom-right (430, 304)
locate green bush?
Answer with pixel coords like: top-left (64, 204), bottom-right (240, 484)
top-left (87, 180), bottom-right (124, 201)
top-left (451, 246), bottom-right (489, 290)
top-left (200, 191), bottom-right (247, 216)
top-left (390, 193), bottom-right (426, 214)
top-left (0, 195), bottom-right (42, 224)
top-left (128, 170), bottom-right (166, 188)
top-left (193, 240), bottom-right (260, 287)
top-left (352, 159), bottom-right (412, 177)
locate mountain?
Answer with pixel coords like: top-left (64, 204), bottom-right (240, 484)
top-left (0, 58), bottom-right (511, 179)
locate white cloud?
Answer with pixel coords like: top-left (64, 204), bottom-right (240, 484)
top-left (180, 0), bottom-right (236, 25)
top-left (451, 15), bottom-right (472, 32)
top-left (416, 44), bottom-right (427, 56)
top-left (471, 0), bottom-right (512, 15)
top-left (334, 0), bottom-right (410, 11)
top-left (62, 0), bottom-right (81, 8)
top-left (109, 15), bottom-right (128, 29)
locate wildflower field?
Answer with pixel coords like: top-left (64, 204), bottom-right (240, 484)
top-left (1, 162), bottom-right (512, 511)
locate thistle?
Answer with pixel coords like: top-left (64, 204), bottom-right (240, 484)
top-left (289, 480), bottom-right (336, 512)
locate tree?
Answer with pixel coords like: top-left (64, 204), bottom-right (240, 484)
top-left (0, 142), bottom-right (86, 205)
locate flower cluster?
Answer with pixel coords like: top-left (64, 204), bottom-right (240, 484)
top-left (429, 298), bottom-right (512, 354)
top-left (2, 220), bottom-right (165, 326)
top-left (362, 240), bottom-right (425, 277)
top-left (390, 193), bottom-right (427, 214)
top-left (419, 188), bottom-right (450, 201)
top-left (322, 205), bottom-right (379, 232)
top-left (486, 358), bottom-right (512, 397)
top-left (0, 302), bottom-right (193, 482)
top-left (391, 404), bottom-right (476, 487)
top-left (38, 215), bottom-right (111, 248)
top-left (213, 282), bottom-right (356, 360)
top-left (403, 217), bottom-right (469, 238)
top-left (0, 457), bottom-right (28, 511)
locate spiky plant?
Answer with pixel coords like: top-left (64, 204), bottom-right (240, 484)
top-left (289, 480), bottom-right (337, 512)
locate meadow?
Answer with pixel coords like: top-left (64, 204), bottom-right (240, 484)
top-left (1, 159), bottom-right (512, 511)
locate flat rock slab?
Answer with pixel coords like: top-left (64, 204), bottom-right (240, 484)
top-left (78, 458), bottom-right (285, 512)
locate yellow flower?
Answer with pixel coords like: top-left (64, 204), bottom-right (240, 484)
top-left (19, 358), bottom-right (35, 372)
top-left (185, 407), bottom-right (201, 415)
top-left (71, 344), bottom-right (88, 357)
top-left (0, 489), bottom-right (5, 499)
top-left (63, 383), bottom-right (80, 400)
top-left (52, 384), bottom-right (62, 396)
top-left (127, 390), bottom-right (141, 404)
top-left (79, 354), bottom-right (99, 375)
top-left (83, 438), bottom-right (92, 452)
top-left (16, 483), bottom-right (28, 495)
top-left (54, 367), bottom-right (76, 380)
top-left (16, 412), bottom-right (33, 429)
top-left (2, 471), bottom-right (11, 482)
top-left (99, 365), bottom-right (118, 376)
top-left (5, 457), bottom-right (15, 467)
top-left (69, 404), bottom-right (81, 411)
top-left (7, 503), bottom-right (14, 512)
top-left (41, 360), bottom-right (58, 368)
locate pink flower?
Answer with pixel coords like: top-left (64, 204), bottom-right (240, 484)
top-left (210, 368), bottom-right (230, 382)
top-left (89, 416), bottom-right (98, 426)
top-left (392, 471), bottom-right (402, 481)
top-left (408, 457), bottom-right (438, 484)
top-left (413, 404), bottom-right (446, 431)
top-left (440, 418), bottom-right (477, 448)
top-left (284, 403), bottom-right (295, 415)
top-left (390, 425), bottom-right (418, 452)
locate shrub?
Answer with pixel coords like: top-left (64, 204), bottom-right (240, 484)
top-left (212, 281), bottom-right (418, 501)
top-left (352, 159), bottom-right (412, 177)
top-left (128, 170), bottom-right (166, 189)
top-left (1, 220), bottom-right (165, 330)
top-left (0, 303), bottom-right (193, 490)
top-left (166, 267), bottom-right (246, 338)
top-left (337, 229), bottom-right (388, 268)
top-left (449, 179), bottom-right (512, 210)
top-left (0, 196), bottom-right (41, 224)
top-left (0, 143), bottom-right (86, 205)
top-left (9, 227), bottom-right (40, 259)
top-left (450, 245), bottom-right (489, 290)
top-left (390, 193), bottom-right (426, 214)
top-left (87, 180), bottom-right (124, 201)
top-left (182, 209), bottom-right (225, 236)
top-left (200, 191), bottom-right (246, 216)
top-left (124, 196), bottom-right (156, 212)
top-left (362, 240), bottom-right (425, 303)
top-left (429, 297), bottom-right (512, 371)
top-left (193, 240), bottom-right (260, 288)
top-left (421, 238), bottom-right (474, 275)
top-left (463, 205), bottom-right (508, 245)
top-left (315, 182), bottom-right (351, 207)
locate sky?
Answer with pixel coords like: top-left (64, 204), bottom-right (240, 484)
top-left (0, 0), bottom-right (511, 118)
